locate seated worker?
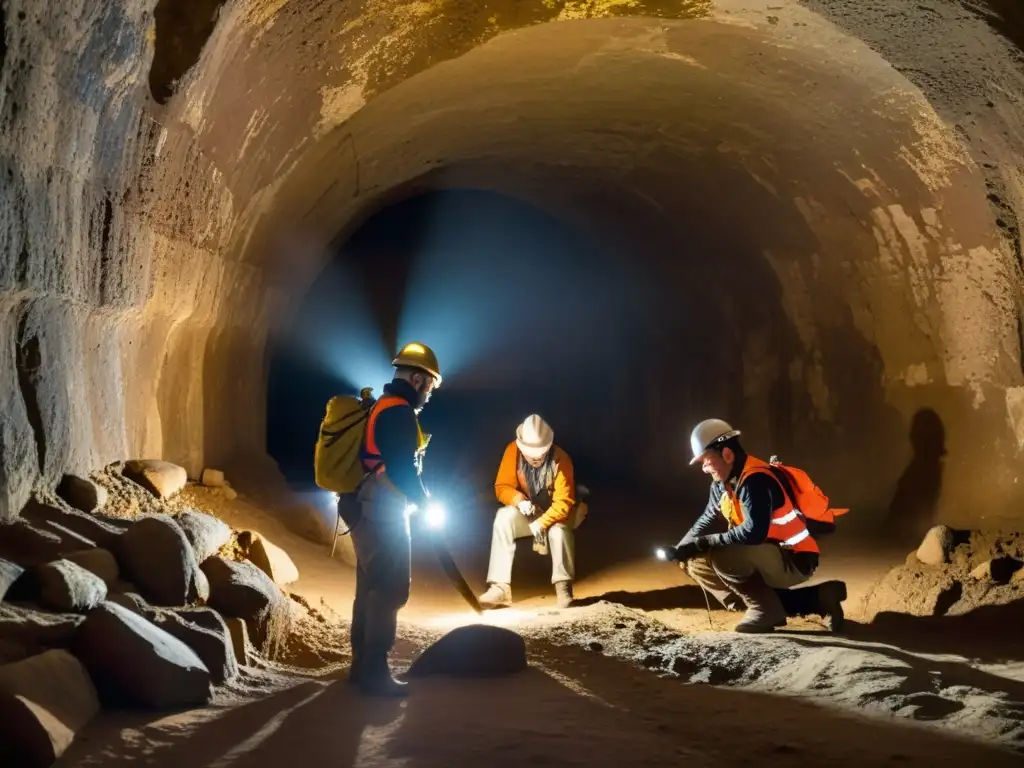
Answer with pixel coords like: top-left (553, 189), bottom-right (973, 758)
top-left (478, 414), bottom-right (586, 610)
top-left (666, 418), bottom-right (846, 633)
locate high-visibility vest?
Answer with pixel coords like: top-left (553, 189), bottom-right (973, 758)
top-left (719, 456), bottom-right (819, 554)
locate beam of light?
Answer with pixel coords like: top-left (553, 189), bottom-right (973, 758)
top-left (277, 255), bottom-right (393, 391)
top-left (397, 191), bottom-right (651, 390)
top-left (420, 607), bottom-right (536, 632)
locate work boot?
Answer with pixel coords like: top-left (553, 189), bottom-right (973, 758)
top-left (554, 580), bottom-right (574, 609)
top-left (776, 580), bottom-right (847, 632)
top-left (479, 582), bottom-right (512, 609)
top-left (347, 648), bottom-right (363, 686)
top-left (728, 573), bottom-right (788, 633)
top-left (358, 649), bottom-right (408, 698)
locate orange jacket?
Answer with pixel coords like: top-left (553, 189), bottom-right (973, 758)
top-left (494, 441), bottom-right (576, 529)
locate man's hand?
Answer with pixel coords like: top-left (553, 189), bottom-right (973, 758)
top-left (673, 536), bottom-right (711, 562)
top-left (528, 518), bottom-right (547, 546)
top-left (517, 499), bottom-right (534, 517)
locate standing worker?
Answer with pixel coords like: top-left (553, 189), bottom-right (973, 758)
top-left (343, 342), bottom-right (442, 696)
top-left (478, 414), bottom-right (587, 610)
top-left (665, 419), bottom-right (847, 633)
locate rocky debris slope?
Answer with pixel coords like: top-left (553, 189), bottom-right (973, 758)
top-left (0, 459), bottom-right (318, 766)
top-left (862, 525), bottom-right (1024, 624)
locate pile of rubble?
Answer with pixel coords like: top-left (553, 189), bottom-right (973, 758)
top-left (0, 460), bottom-right (310, 767)
top-left (861, 524), bottom-right (1024, 621)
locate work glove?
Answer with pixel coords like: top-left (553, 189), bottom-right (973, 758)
top-left (528, 518), bottom-right (547, 546)
top-left (517, 499), bottom-right (535, 517)
top-left (673, 536), bottom-right (711, 562)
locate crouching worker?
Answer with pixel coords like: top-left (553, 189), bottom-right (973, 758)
top-left (666, 419), bottom-right (847, 633)
top-left (478, 415), bottom-right (587, 610)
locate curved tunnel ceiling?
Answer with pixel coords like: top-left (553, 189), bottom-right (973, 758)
top-left (2, 0), bottom-right (1023, 533)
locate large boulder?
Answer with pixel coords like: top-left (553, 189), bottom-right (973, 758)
top-left (72, 601), bottom-right (211, 709)
top-left (175, 510), bottom-right (231, 563)
top-left (63, 549), bottom-right (119, 587)
top-left (916, 525), bottom-right (955, 566)
top-left (0, 558), bottom-right (25, 601)
top-left (122, 460), bottom-right (188, 499)
top-left (20, 499), bottom-right (124, 551)
top-left (56, 475), bottom-right (108, 514)
top-left (243, 532), bottom-right (300, 586)
top-left (0, 604), bottom-right (84, 655)
top-left (154, 610), bottom-right (238, 684)
top-left (406, 624), bottom-right (527, 678)
top-left (0, 650), bottom-right (100, 767)
top-left (201, 557), bottom-right (291, 657)
top-left (0, 521), bottom-right (72, 567)
top-left (36, 560), bottom-right (107, 613)
top-left (116, 515), bottom-right (205, 606)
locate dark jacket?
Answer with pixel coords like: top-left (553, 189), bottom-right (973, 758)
top-left (371, 379), bottom-right (429, 508)
top-left (679, 455), bottom-right (818, 573)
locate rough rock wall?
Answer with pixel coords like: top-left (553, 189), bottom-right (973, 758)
top-left (2, 0), bottom-right (1024, 534)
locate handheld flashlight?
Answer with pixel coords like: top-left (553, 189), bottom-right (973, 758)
top-left (424, 502), bottom-right (446, 530)
top-left (655, 547), bottom-right (668, 561)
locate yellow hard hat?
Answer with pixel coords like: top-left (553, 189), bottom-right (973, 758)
top-left (392, 341), bottom-right (442, 385)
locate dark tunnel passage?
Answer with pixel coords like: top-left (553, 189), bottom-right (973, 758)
top-left (266, 189), bottom-right (659, 512)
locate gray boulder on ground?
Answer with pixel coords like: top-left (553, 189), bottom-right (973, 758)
top-left (116, 515), bottom-right (205, 606)
top-left (72, 601), bottom-right (211, 709)
top-left (1, 558), bottom-right (25, 601)
top-left (0, 649), bottom-right (100, 768)
top-left (37, 560), bottom-right (107, 613)
top-left (154, 609), bottom-right (238, 684)
top-left (122, 460), bottom-right (188, 499)
top-left (56, 475), bottom-right (108, 514)
top-left (107, 592), bottom-right (155, 620)
top-left (201, 556), bottom-right (291, 657)
top-left (406, 624), bottom-right (527, 678)
top-left (175, 510), bottom-right (231, 563)
top-left (916, 525), bottom-right (955, 566)
top-left (63, 549), bottom-right (119, 587)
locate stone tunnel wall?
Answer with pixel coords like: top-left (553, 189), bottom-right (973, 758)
top-left (1, 0), bottom-right (1024, 534)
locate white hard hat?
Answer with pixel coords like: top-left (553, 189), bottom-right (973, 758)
top-left (689, 418), bottom-right (741, 465)
top-left (516, 414), bottom-right (554, 460)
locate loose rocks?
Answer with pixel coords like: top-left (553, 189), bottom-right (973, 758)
top-left (63, 549), bottom-right (119, 587)
top-left (122, 460), bottom-right (188, 500)
top-left (201, 557), bottom-right (290, 657)
top-left (153, 610), bottom-right (238, 684)
top-left (36, 560), bottom-right (107, 613)
top-left (917, 525), bottom-right (955, 566)
top-left (0, 649), bottom-right (100, 767)
top-left (72, 601), bottom-right (211, 709)
top-left (175, 509), bottom-right (231, 563)
top-left (116, 515), bottom-right (205, 606)
top-left (244, 532), bottom-right (299, 586)
top-left (56, 475), bottom-right (108, 514)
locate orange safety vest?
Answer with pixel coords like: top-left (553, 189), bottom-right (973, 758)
top-left (360, 395), bottom-right (428, 476)
top-left (719, 455), bottom-right (819, 555)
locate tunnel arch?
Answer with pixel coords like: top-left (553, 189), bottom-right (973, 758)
top-left (239, 16), bottom-right (1024, 533)
top-left (2, 1), bottom-right (1024, 541)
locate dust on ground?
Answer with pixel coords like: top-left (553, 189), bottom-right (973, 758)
top-left (56, 473), bottom-right (1024, 764)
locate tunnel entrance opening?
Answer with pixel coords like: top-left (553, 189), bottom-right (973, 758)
top-left (266, 187), bottom-right (656, 508)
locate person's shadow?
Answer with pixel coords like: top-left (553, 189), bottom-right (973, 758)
top-left (886, 407), bottom-right (946, 545)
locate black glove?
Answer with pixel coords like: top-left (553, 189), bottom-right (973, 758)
top-left (673, 536), bottom-right (711, 562)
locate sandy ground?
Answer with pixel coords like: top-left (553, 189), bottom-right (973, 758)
top-left (55, 483), bottom-right (1024, 766)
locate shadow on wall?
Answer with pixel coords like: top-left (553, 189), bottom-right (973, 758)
top-left (885, 407), bottom-right (946, 545)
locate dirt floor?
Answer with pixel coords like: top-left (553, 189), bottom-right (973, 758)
top-left (54, 477), bottom-right (1024, 766)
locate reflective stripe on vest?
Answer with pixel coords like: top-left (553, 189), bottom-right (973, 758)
top-left (361, 395), bottom-right (412, 474)
top-left (722, 456), bottom-right (819, 555)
